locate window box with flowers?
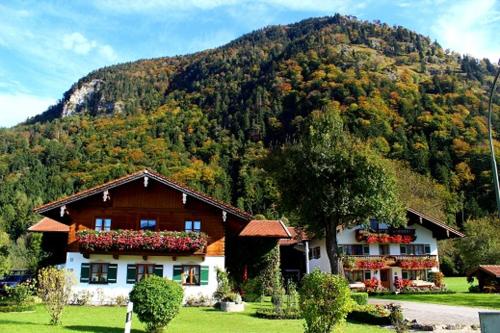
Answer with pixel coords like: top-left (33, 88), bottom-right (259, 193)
top-left (355, 258), bottom-right (386, 270)
top-left (398, 258), bottom-right (437, 269)
top-left (76, 229), bottom-right (208, 254)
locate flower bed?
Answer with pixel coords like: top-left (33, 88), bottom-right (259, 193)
top-left (398, 258), bottom-right (437, 269)
top-left (355, 259), bottom-right (386, 269)
top-left (76, 229), bottom-right (208, 253)
top-left (366, 234), bottom-right (414, 244)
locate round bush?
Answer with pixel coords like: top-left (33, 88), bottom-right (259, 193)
top-left (129, 276), bottom-right (183, 333)
top-left (351, 292), bottom-right (368, 305)
top-left (300, 270), bottom-right (353, 333)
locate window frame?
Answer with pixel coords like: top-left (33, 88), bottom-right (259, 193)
top-left (185, 220), bottom-right (202, 232)
top-left (136, 264), bottom-right (155, 282)
top-left (342, 244), bottom-right (370, 255)
top-left (402, 269), bottom-right (429, 281)
top-left (95, 217), bottom-right (112, 231)
top-left (181, 265), bottom-right (201, 286)
top-left (379, 244), bottom-right (390, 255)
top-left (400, 244), bottom-right (430, 255)
top-left (140, 219), bottom-right (157, 231)
top-left (345, 270), bottom-right (371, 283)
top-left (89, 263), bottom-right (109, 284)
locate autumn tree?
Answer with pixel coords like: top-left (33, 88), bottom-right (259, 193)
top-left (271, 107), bottom-right (406, 274)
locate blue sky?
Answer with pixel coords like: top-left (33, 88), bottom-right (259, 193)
top-left (0, 0), bottom-right (499, 127)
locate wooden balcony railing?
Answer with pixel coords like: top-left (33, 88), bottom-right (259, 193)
top-left (343, 255), bottom-right (438, 270)
top-left (355, 229), bottom-right (416, 243)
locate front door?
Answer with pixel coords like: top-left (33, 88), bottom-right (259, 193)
top-left (380, 269), bottom-right (390, 289)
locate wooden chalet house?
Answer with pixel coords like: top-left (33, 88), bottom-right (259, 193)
top-left (281, 209), bottom-right (464, 290)
top-left (30, 169), bottom-right (290, 301)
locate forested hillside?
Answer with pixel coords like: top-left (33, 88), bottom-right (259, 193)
top-left (1, 14), bottom-right (498, 244)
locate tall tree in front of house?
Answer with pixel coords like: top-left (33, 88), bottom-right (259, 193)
top-left (271, 104), bottom-right (406, 274)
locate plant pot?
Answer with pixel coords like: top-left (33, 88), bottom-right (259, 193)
top-left (219, 301), bottom-right (245, 312)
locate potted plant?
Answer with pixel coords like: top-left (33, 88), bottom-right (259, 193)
top-left (213, 268), bottom-right (245, 312)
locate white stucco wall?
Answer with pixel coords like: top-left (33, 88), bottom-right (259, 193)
top-left (306, 224), bottom-right (439, 276)
top-left (65, 252), bottom-right (224, 304)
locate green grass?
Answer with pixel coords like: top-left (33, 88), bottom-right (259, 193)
top-left (371, 277), bottom-right (500, 309)
top-left (0, 302), bottom-right (390, 333)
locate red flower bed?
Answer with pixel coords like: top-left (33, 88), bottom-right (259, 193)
top-left (364, 278), bottom-right (379, 289)
top-left (398, 258), bottom-right (437, 269)
top-left (76, 229), bottom-right (208, 253)
top-left (356, 259), bottom-right (386, 269)
top-left (366, 234), bottom-right (413, 244)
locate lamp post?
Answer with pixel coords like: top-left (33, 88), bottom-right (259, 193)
top-left (487, 59), bottom-right (500, 216)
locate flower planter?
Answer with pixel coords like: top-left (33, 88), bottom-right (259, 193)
top-left (76, 229), bottom-right (208, 253)
top-left (220, 301), bottom-right (245, 312)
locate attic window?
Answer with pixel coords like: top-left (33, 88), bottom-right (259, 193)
top-left (185, 220), bottom-right (201, 233)
top-left (140, 219), bottom-right (156, 231)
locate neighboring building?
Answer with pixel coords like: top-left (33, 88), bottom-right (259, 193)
top-left (466, 265), bottom-right (500, 292)
top-left (31, 169), bottom-right (289, 302)
top-left (280, 208), bottom-right (464, 290)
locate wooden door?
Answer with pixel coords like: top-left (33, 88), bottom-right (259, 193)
top-left (380, 269), bottom-right (390, 289)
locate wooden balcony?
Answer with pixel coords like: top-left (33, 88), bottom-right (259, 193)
top-left (355, 229), bottom-right (416, 243)
top-left (343, 255), bottom-right (438, 270)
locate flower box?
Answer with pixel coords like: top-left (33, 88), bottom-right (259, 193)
top-left (355, 259), bottom-right (386, 269)
top-left (76, 229), bottom-right (208, 253)
top-left (398, 258), bottom-right (437, 269)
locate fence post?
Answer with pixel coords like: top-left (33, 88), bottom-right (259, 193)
top-left (124, 302), bottom-right (133, 333)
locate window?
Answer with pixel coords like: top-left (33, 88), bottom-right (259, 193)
top-left (370, 219), bottom-right (379, 231)
top-left (185, 220), bottom-right (201, 232)
top-left (345, 270), bottom-right (371, 283)
top-left (140, 219), bottom-right (157, 231)
top-left (400, 244), bottom-right (431, 255)
top-left (136, 264), bottom-right (154, 282)
top-left (182, 265), bottom-right (200, 286)
top-left (402, 269), bottom-right (429, 281)
top-left (95, 218), bottom-right (111, 231)
top-left (341, 244), bottom-right (370, 255)
top-left (379, 244), bottom-right (390, 255)
top-left (90, 263), bottom-right (108, 284)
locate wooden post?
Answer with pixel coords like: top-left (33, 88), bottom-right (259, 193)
top-left (304, 241), bottom-right (310, 274)
top-left (124, 302), bottom-right (133, 333)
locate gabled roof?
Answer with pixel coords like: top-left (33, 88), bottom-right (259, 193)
top-left (279, 227), bottom-right (310, 246)
top-left (34, 169), bottom-right (252, 221)
top-left (239, 220), bottom-right (292, 238)
top-left (467, 265), bottom-right (500, 278)
top-left (28, 217), bottom-right (70, 233)
top-left (406, 207), bottom-right (464, 239)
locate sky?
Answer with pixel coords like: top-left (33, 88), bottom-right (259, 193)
top-left (0, 0), bottom-right (499, 127)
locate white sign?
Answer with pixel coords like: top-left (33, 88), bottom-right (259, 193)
top-left (124, 302), bottom-right (133, 333)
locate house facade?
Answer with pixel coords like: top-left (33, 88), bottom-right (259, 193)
top-left (281, 209), bottom-right (464, 290)
top-left (31, 169), bottom-right (289, 303)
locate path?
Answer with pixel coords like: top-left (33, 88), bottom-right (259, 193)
top-left (369, 299), bottom-right (498, 331)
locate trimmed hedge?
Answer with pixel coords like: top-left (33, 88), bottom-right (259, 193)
top-left (255, 308), bottom-right (302, 320)
top-left (348, 310), bottom-right (391, 325)
top-left (351, 292), bottom-right (368, 305)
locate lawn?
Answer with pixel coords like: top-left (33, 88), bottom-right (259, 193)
top-left (0, 302), bottom-right (390, 333)
top-left (371, 277), bottom-right (500, 309)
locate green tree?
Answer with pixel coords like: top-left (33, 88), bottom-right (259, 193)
top-left (271, 107), bottom-right (406, 274)
top-left (0, 230), bottom-right (11, 277)
top-left (457, 216), bottom-right (500, 269)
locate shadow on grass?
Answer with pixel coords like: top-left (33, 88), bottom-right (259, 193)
top-left (65, 325), bottom-right (143, 333)
top-left (0, 319), bottom-right (42, 326)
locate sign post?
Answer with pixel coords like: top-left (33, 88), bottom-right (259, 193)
top-left (124, 302), bottom-right (133, 333)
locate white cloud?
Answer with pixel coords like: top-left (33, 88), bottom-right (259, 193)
top-left (431, 0), bottom-right (500, 60)
top-left (94, 0), bottom-right (364, 13)
top-left (0, 94), bottom-right (56, 127)
top-left (63, 32), bottom-right (117, 61)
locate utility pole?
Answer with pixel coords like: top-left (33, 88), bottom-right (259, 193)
top-left (487, 59), bottom-right (500, 216)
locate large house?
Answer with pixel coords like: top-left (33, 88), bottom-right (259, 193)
top-left (30, 169), bottom-right (290, 301)
top-left (280, 209), bottom-right (464, 290)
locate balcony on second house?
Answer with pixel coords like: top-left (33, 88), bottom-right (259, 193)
top-left (342, 254), bottom-right (438, 270)
top-left (76, 229), bottom-right (208, 258)
top-left (355, 228), bottom-right (416, 244)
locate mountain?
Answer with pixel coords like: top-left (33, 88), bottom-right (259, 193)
top-left (1, 14), bottom-right (498, 240)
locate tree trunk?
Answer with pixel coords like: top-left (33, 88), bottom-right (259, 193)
top-left (325, 221), bottom-right (340, 275)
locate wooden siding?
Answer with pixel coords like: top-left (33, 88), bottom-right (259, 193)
top-left (58, 178), bottom-right (242, 256)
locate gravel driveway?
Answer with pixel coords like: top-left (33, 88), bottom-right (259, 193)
top-left (369, 299), bottom-right (498, 329)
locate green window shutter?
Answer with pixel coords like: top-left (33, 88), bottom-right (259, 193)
top-left (80, 263), bottom-right (90, 283)
top-left (173, 266), bottom-right (182, 283)
top-left (126, 264), bottom-right (137, 284)
top-left (424, 244), bottom-right (431, 254)
top-left (107, 264), bottom-right (118, 283)
top-left (400, 245), bottom-right (406, 254)
top-left (154, 265), bottom-right (163, 277)
top-left (200, 266), bottom-right (209, 286)
top-left (402, 271), bottom-right (408, 279)
top-left (363, 245), bottom-right (370, 255)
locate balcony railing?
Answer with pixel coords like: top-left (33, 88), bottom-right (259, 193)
top-left (76, 229), bottom-right (208, 255)
top-left (355, 229), bottom-right (416, 243)
top-left (343, 255), bottom-right (438, 270)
